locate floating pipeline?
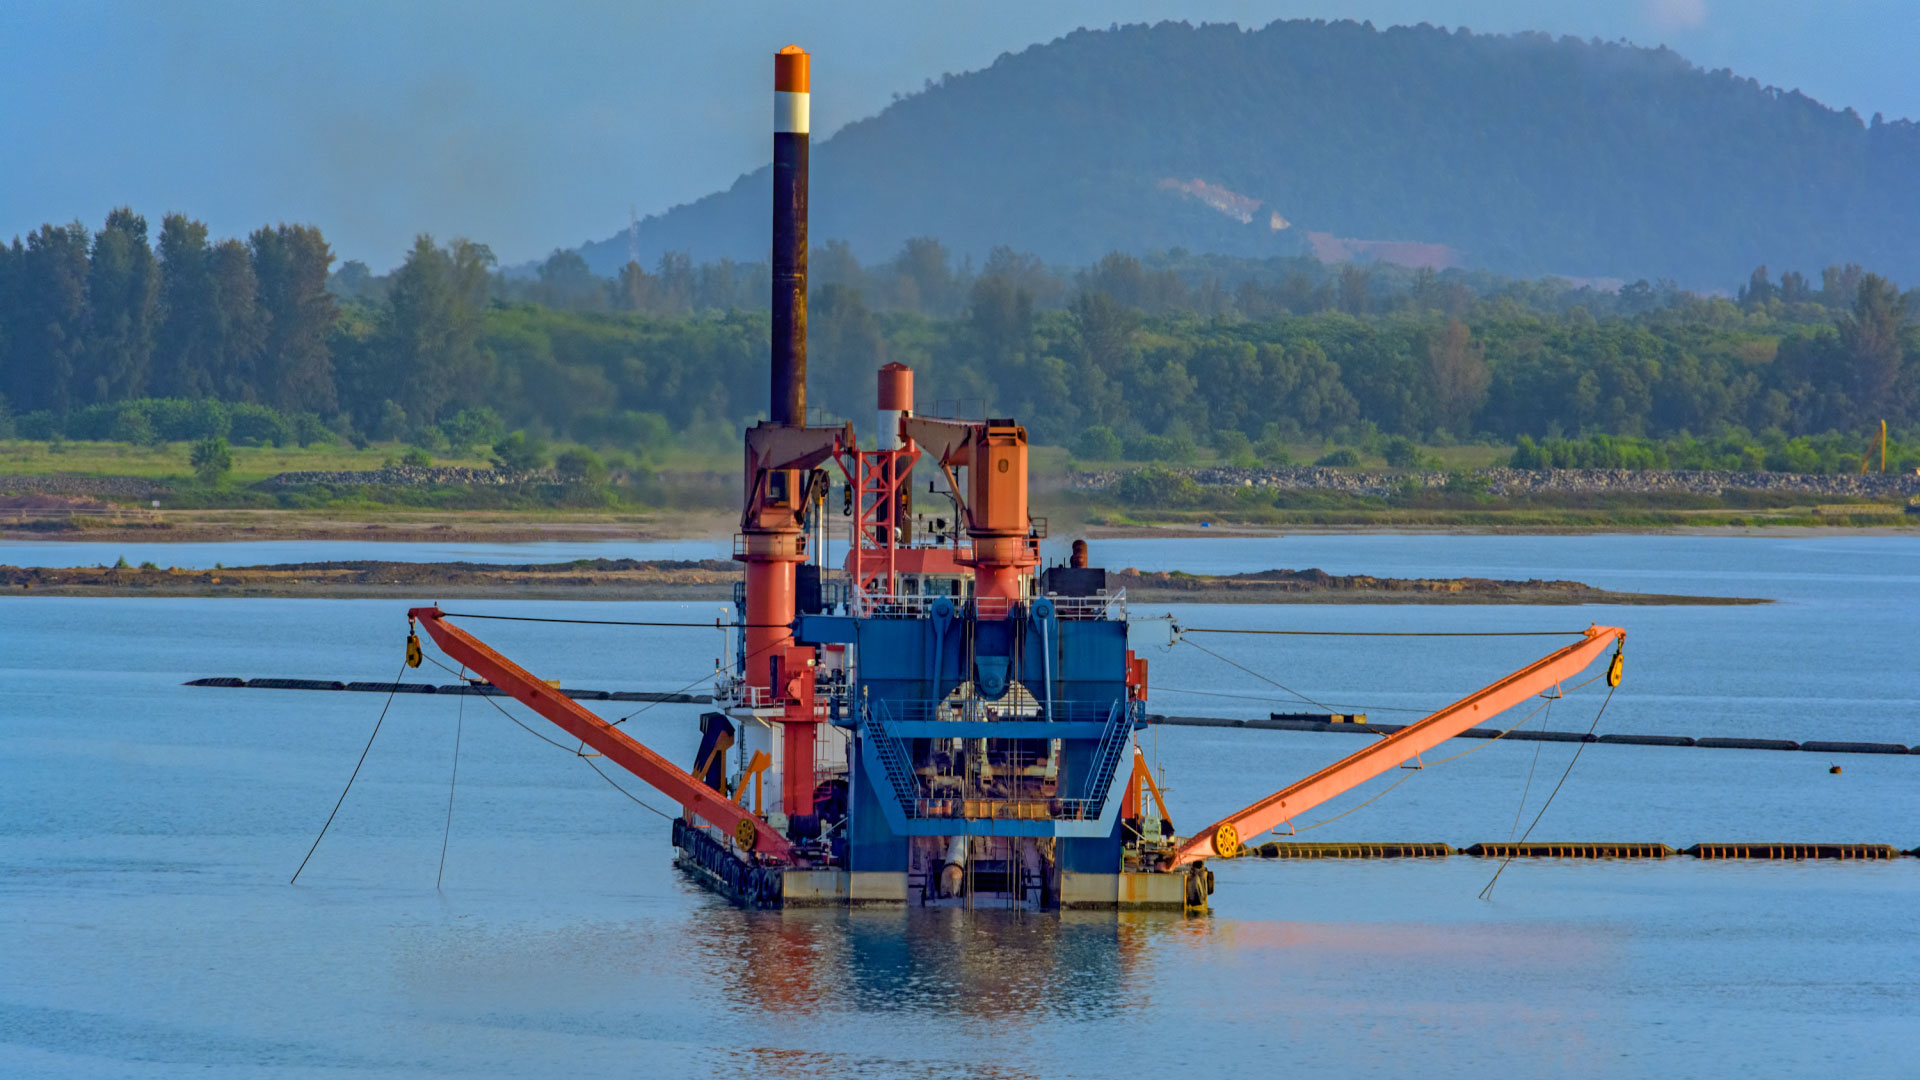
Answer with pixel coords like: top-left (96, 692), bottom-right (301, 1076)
top-left (1695, 737), bottom-right (1801, 751)
top-left (670, 817), bottom-right (783, 908)
top-left (1685, 843), bottom-right (1904, 860)
top-left (1147, 714), bottom-right (1920, 755)
top-left (1231, 841), bottom-right (1912, 860)
top-left (1466, 842), bottom-right (1675, 858)
top-left (345, 681), bottom-right (437, 694)
top-left (183, 677), bottom-right (711, 705)
top-left (196, 683), bottom-right (1908, 750)
top-left (1798, 741), bottom-right (1911, 756)
top-left (1253, 841), bottom-right (1456, 858)
top-left (243, 677), bottom-right (344, 691)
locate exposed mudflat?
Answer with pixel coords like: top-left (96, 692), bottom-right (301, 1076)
top-left (0, 558), bottom-right (1764, 604)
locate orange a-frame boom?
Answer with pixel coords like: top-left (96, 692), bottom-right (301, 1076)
top-left (408, 607), bottom-right (796, 862)
top-left (1169, 624), bottom-right (1624, 867)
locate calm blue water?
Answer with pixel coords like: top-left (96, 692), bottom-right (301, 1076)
top-left (2, 535), bottom-right (1916, 1078)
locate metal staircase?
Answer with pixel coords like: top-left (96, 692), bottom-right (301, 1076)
top-left (861, 700), bottom-right (924, 817)
top-left (1078, 700), bottom-right (1134, 810)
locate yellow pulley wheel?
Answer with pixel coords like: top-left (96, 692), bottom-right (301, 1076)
top-left (1606, 649), bottom-right (1623, 688)
top-left (1213, 823), bottom-right (1241, 859)
top-left (405, 631), bottom-right (423, 669)
top-left (734, 817), bottom-right (758, 849)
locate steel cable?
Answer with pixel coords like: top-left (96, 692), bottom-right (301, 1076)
top-left (291, 659), bottom-right (409, 884)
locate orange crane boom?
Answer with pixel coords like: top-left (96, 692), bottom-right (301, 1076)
top-left (408, 607), bottom-right (796, 862)
top-left (1169, 625), bottom-right (1624, 867)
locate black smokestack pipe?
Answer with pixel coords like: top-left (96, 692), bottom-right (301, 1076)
top-left (771, 45), bottom-right (809, 427)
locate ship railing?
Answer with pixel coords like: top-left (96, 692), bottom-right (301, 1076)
top-left (852, 592), bottom-right (945, 618)
top-left (714, 677), bottom-right (775, 709)
top-left (849, 589), bottom-right (1127, 622)
top-left (901, 796), bottom-right (1106, 822)
top-left (1042, 589), bottom-right (1127, 621)
top-left (873, 697), bottom-right (1119, 724)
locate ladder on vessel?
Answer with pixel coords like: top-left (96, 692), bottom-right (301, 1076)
top-left (862, 700), bottom-right (924, 816)
top-left (1076, 700), bottom-right (1135, 816)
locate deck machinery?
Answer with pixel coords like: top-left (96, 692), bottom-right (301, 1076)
top-left (406, 45), bottom-right (1626, 912)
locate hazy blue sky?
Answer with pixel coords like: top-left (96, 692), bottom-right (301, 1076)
top-left (4, 0), bottom-right (1915, 269)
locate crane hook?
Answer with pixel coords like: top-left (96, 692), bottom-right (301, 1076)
top-left (1606, 646), bottom-right (1623, 688)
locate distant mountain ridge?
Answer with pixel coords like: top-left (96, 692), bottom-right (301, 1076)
top-left (579, 19), bottom-right (1920, 287)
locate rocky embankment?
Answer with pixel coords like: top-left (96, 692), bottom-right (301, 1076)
top-left (258, 466), bottom-right (550, 490)
top-left (0, 474), bottom-right (174, 499)
top-left (1068, 465), bottom-right (1920, 499)
top-left (1, 558), bottom-right (1760, 605)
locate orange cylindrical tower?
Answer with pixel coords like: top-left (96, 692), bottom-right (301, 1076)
top-left (738, 45), bottom-right (818, 823)
top-left (966, 421), bottom-right (1032, 612)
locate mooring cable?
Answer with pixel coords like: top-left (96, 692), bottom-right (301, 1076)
top-left (435, 666), bottom-right (466, 890)
top-left (1177, 635), bottom-right (1341, 714)
top-left (291, 659), bottom-right (409, 885)
top-left (1172, 626), bottom-right (1590, 638)
top-left (1480, 681), bottom-right (1619, 900)
top-left (1508, 697), bottom-right (1550, 842)
top-left (1152, 685), bottom-right (1430, 714)
top-left (580, 756), bottom-right (676, 820)
top-left (436, 612), bottom-right (785, 629)
top-left (419, 651), bottom-right (679, 819)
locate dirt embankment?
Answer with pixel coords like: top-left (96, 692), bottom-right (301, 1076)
top-left (1109, 566), bottom-right (1763, 605)
top-left (0, 558), bottom-right (1762, 605)
top-left (0, 558), bottom-right (742, 600)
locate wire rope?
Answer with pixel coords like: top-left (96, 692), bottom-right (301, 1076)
top-left (1508, 697), bottom-right (1549, 843)
top-left (435, 665), bottom-right (466, 889)
top-left (1151, 685), bottom-right (1430, 714)
top-left (1176, 635), bottom-right (1340, 714)
top-left (1175, 627), bottom-right (1592, 638)
top-left (435, 612), bottom-right (784, 629)
top-left (1479, 680), bottom-right (1619, 901)
top-left (291, 660), bottom-right (409, 884)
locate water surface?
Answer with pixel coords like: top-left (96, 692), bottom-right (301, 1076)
top-left (2, 535), bottom-right (1915, 1078)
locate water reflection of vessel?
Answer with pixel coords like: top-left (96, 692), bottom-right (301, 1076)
top-left (405, 45), bottom-right (1625, 913)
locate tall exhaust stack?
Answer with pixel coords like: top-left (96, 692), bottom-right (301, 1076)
top-left (771, 45), bottom-right (809, 426)
top-left (735, 46), bottom-right (819, 823)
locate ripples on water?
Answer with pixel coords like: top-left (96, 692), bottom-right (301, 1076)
top-left (1, 535), bottom-right (1916, 1077)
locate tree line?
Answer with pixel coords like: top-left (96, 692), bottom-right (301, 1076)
top-left (1, 210), bottom-right (1914, 471)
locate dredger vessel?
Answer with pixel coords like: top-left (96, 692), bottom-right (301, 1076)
top-left (405, 45), bottom-right (1624, 911)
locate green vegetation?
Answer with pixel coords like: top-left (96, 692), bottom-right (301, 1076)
top-left (1, 200), bottom-right (1914, 520)
top-left (188, 436), bottom-right (232, 485)
top-left (1509, 432), bottom-right (1919, 474)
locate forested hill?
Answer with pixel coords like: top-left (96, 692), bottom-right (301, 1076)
top-left (583, 19), bottom-right (1920, 287)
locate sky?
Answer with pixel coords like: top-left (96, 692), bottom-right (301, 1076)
top-left (3, 0), bottom-right (1916, 270)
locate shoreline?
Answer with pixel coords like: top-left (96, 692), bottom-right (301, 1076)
top-left (0, 559), bottom-right (1767, 606)
top-left (2, 507), bottom-right (1912, 545)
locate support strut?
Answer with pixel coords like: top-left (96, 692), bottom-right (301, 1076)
top-left (1170, 625), bottom-right (1625, 867)
top-left (409, 607), bottom-right (795, 862)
